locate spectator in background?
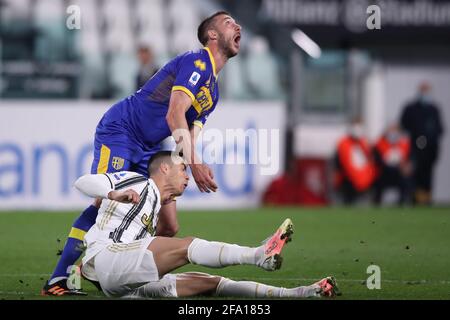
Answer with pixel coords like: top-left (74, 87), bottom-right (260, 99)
top-left (261, 158), bottom-right (329, 207)
top-left (136, 45), bottom-right (159, 89)
top-left (262, 158), bottom-right (302, 206)
top-left (400, 82), bottom-right (444, 205)
top-left (333, 118), bottom-right (376, 205)
top-left (372, 124), bottom-right (412, 206)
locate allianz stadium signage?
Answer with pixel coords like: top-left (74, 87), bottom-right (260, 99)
top-left (260, 0), bottom-right (450, 45)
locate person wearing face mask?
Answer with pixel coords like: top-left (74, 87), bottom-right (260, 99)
top-left (372, 124), bottom-right (412, 205)
top-left (333, 118), bottom-right (376, 204)
top-left (400, 82), bottom-right (444, 205)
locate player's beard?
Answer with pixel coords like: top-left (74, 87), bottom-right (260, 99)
top-left (218, 33), bottom-right (237, 58)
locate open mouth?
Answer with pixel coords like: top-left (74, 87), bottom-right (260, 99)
top-left (234, 34), bottom-right (241, 46)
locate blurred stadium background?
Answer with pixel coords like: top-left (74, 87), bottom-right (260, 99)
top-left (0, 0), bottom-right (449, 299)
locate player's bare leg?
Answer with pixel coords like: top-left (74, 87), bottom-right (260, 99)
top-left (124, 272), bottom-right (220, 298)
top-left (175, 272), bottom-right (221, 297)
top-left (147, 237), bottom-right (194, 276)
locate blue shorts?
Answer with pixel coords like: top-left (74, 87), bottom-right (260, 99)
top-left (90, 116), bottom-right (162, 178)
top-left (91, 142), bottom-right (161, 178)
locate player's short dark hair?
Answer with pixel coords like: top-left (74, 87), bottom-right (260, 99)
top-left (147, 151), bottom-right (182, 177)
top-left (197, 11), bottom-right (230, 46)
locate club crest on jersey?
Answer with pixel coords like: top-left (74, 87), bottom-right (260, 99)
top-left (112, 157), bottom-right (125, 170)
top-left (194, 59), bottom-right (206, 71)
top-left (189, 72), bottom-right (201, 87)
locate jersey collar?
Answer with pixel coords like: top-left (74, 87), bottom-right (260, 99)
top-left (204, 47), bottom-right (217, 79)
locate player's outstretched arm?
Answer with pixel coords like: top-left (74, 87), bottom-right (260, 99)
top-left (166, 90), bottom-right (193, 161)
top-left (155, 201), bottom-right (179, 237)
top-left (189, 125), bottom-right (218, 193)
top-left (107, 189), bottom-right (140, 204)
top-left (166, 90), bottom-right (217, 193)
top-left (74, 174), bottom-right (139, 204)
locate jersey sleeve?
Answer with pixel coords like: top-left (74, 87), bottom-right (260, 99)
top-left (172, 53), bottom-right (209, 105)
top-left (192, 111), bottom-right (211, 129)
top-left (74, 174), bottom-right (115, 199)
top-left (104, 171), bottom-right (147, 190)
top-left (74, 171), bottom-right (147, 199)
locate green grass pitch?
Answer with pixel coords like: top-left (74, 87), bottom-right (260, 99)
top-left (0, 207), bottom-right (449, 300)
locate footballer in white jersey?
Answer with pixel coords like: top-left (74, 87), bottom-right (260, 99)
top-left (72, 151), bottom-right (340, 299)
top-left (76, 151), bottom-right (189, 287)
top-left (81, 172), bottom-right (161, 262)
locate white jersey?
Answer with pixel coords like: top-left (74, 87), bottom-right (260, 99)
top-left (78, 171), bottom-right (162, 269)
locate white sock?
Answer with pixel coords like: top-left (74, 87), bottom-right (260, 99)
top-left (216, 278), bottom-right (286, 298)
top-left (282, 285), bottom-right (320, 298)
top-left (188, 238), bottom-right (261, 268)
top-left (216, 278), bottom-right (320, 298)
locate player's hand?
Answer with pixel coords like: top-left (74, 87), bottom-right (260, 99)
top-left (107, 189), bottom-right (140, 204)
top-left (190, 163), bottom-right (218, 193)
